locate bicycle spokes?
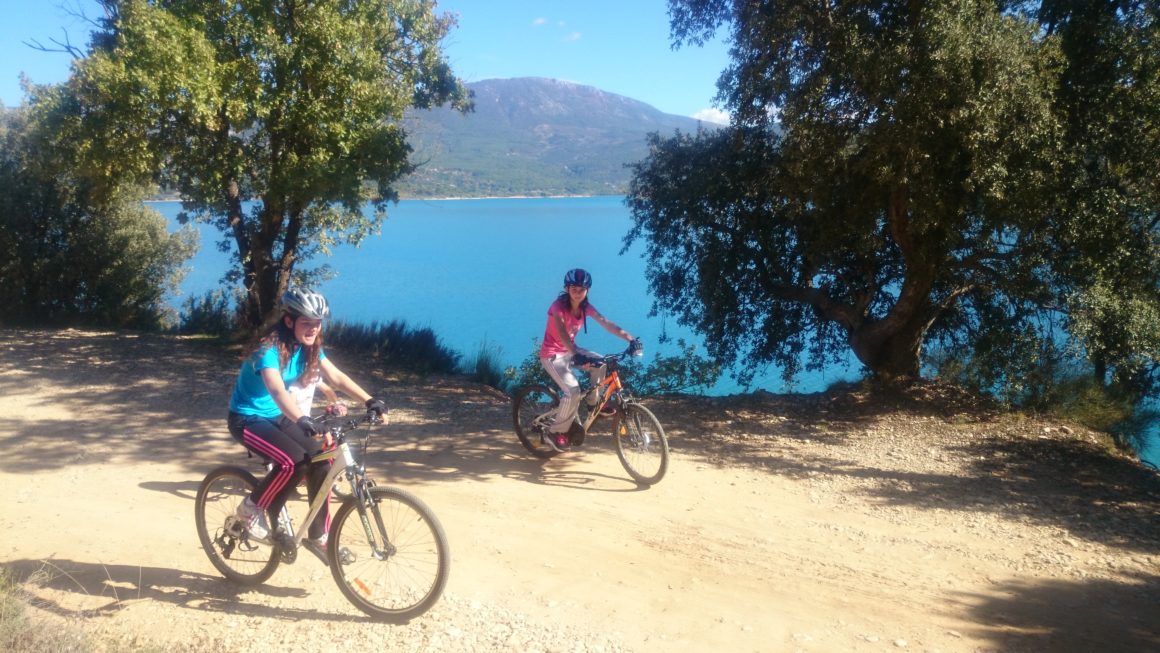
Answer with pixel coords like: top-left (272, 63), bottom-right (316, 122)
top-left (614, 403), bottom-right (670, 485)
top-left (328, 486), bottom-right (449, 621)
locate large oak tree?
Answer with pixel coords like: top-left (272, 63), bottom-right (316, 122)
top-left (627, 0), bottom-right (1158, 392)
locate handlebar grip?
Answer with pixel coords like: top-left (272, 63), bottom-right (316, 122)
top-left (628, 338), bottom-right (644, 357)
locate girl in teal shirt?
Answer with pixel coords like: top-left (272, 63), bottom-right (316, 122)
top-left (227, 289), bottom-right (386, 553)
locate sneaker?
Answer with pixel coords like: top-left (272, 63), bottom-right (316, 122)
top-left (542, 431), bottom-right (571, 453)
top-left (235, 497), bottom-right (271, 542)
top-left (302, 534), bottom-right (327, 559)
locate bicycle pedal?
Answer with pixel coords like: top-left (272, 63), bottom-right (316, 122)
top-left (274, 530), bottom-right (298, 564)
top-left (568, 421), bottom-right (586, 446)
top-left (301, 539), bottom-right (329, 565)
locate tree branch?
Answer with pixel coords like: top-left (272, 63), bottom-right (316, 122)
top-left (23, 30), bottom-right (84, 59)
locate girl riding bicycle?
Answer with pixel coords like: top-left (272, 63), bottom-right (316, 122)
top-left (227, 288), bottom-right (386, 553)
top-left (539, 268), bottom-right (637, 452)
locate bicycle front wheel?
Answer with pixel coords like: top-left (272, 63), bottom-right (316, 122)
top-left (194, 466), bottom-right (280, 585)
top-left (328, 486), bottom-right (450, 622)
top-left (614, 403), bottom-right (670, 485)
top-left (512, 383), bottom-right (560, 458)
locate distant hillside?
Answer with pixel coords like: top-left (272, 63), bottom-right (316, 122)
top-left (396, 77), bottom-right (719, 199)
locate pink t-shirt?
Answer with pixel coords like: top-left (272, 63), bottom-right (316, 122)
top-left (540, 299), bottom-right (597, 357)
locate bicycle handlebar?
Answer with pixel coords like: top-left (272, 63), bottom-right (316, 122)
top-left (313, 411), bottom-right (385, 435)
top-left (575, 340), bottom-right (644, 368)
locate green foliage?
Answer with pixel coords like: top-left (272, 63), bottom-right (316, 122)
top-left (634, 1), bottom-right (1158, 404)
top-left (929, 324), bottom-right (1071, 408)
top-left (1043, 378), bottom-right (1136, 434)
top-left (325, 319), bottom-right (459, 376)
top-left (70, 0), bottom-right (471, 329)
top-left (1068, 282), bottom-right (1160, 394)
top-left (505, 340), bottom-right (553, 390)
top-left (1039, 1), bottom-right (1160, 401)
top-left (462, 339), bottom-right (509, 390)
top-left (0, 101), bottom-right (195, 328)
top-left (178, 288), bottom-right (243, 337)
top-left (629, 338), bottom-right (721, 395)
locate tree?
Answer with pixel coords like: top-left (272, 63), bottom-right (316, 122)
top-left (66, 0), bottom-right (470, 329)
top-left (0, 91), bottom-right (194, 328)
top-left (1037, 0), bottom-right (1160, 398)
top-left (627, 0), bottom-right (1158, 389)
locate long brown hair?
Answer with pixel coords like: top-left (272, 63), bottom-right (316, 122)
top-left (246, 313), bottom-right (323, 383)
top-left (555, 291), bottom-right (589, 318)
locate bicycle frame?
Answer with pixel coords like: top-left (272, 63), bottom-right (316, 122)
top-left (537, 348), bottom-right (633, 437)
top-left (575, 366), bottom-right (623, 434)
top-left (271, 417), bottom-right (384, 558)
top-left (279, 438), bottom-right (354, 546)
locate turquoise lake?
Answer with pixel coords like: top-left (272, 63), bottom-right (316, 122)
top-left (155, 196), bottom-right (1158, 465)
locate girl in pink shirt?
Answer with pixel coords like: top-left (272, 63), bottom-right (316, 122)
top-left (539, 268), bottom-right (636, 452)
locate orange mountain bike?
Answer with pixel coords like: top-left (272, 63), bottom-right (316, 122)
top-left (512, 342), bottom-right (670, 485)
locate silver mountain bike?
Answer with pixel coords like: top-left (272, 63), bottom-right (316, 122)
top-left (194, 412), bottom-right (449, 621)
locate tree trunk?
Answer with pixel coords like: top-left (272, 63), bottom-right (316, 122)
top-left (848, 321), bottom-right (925, 382)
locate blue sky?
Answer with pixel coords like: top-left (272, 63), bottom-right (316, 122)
top-left (0, 0), bottom-right (732, 123)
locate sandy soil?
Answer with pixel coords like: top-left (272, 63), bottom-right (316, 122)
top-left (1, 328), bottom-right (1158, 653)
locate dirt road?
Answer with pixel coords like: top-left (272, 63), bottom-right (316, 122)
top-left (1, 329), bottom-right (1158, 652)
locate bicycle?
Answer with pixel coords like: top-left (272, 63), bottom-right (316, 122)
top-left (194, 412), bottom-right (450, 621)
top-left (512, 342), bottom-right (670, 485)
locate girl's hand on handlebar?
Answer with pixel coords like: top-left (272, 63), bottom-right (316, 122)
top-left (365, 397), bottom-right (388, 424)
top-left (297, 415), bottom-right (321, 437)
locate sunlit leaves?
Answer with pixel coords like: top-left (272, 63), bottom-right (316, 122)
top-left (641, 0), bottom-right (1157, 394)
top-left (76, 0), bottom-right (470, 327)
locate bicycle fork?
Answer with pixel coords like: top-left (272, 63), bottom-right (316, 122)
top-left (356, 497), bottom-right (397, 561)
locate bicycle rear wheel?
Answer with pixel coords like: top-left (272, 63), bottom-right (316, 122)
top-left (328, 486), bottom-right (450, 622)
top-left (512, 383), bottom-right (560, 458)
top-left (194, 466), bottom-right (280, 584)
top-left (614, 403), bottom-right (670, 485)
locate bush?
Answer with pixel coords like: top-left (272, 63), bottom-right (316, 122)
top-left (504, 340), bottom-right (552, 390)
top-left (178, 288), bottom-right (242, 336)
top-left (325, 319), bottom-right (459, 376)
top-left (631, 338), bottom-right (721, 395)
top-left (462, 339), bottom-right (509, 390)
top-left (1042, 378), bottom-right (1133, 431)
top-left (0, 98), bottom-right (195, 329)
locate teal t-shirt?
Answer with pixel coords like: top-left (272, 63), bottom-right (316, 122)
top-left (229, 344), bottom-right (327, 418)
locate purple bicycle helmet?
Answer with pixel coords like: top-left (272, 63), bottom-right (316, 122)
top-left (564, 268), bottom-right (592, 289)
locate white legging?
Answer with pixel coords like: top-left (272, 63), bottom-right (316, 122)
top-left (541, 351), bottom-right (606, 433)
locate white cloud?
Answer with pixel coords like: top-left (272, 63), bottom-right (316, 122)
top-left (532, 17), bottom-right (547, 27)
top-left (692, 108), bottom-right (730, 125)
top-left (563, 31), bottom-right (582, 42)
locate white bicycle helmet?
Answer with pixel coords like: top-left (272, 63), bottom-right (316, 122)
top-left (281, 288), bottom-right (330, 320)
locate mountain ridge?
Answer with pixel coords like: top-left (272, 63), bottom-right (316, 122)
top-left (396, 77), bottom-right (720, 199)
